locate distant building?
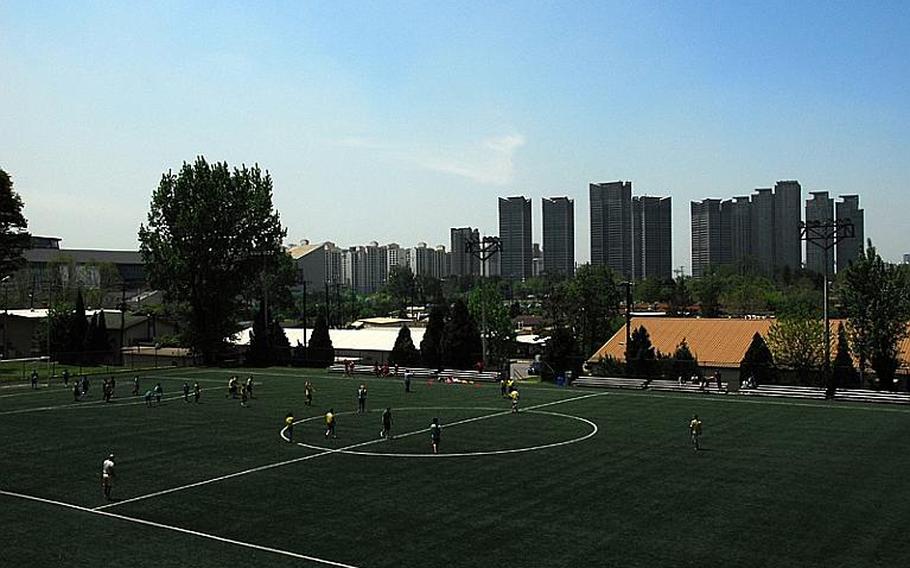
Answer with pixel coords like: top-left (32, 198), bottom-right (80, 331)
top-left (288, 240), bottom-right (328, 287)
top-left (727, 196), bottom-right (752, 264)
top-left (498, 196), bottom-right (532, 280)
top-left (750, 188), bottom-right (775, 274)
top-left (449, 227), bottom-right (481, 277)
top-left (542, 197), bottom-right (575, 276)
top-left (483, 241), bottom-right (501, 277)
top-left (773, 180), bottom-right (803, 272)
top-left (632, 196), bottom-right (672, 280)
top-left (22, 236), bottom-right (145, 287)
top-left (836, 195), bottom-right (864, 272)
top-left (531, 243), bottom-right (543, 277)
top-left (690, 199), bottom-right (728, 277)
top-left (589, 181), bottom-right (633, 280)
top-left (805, 191), bottom-right (835, 275)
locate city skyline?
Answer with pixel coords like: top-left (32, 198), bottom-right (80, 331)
top-left (2, 2), bottom-right (908, 270)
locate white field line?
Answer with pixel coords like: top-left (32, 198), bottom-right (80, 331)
top-left (0, 490), bottom-right (360, 568)
top-left (0, 386), bottom-right (220, 417)
top-left (97, 392), bottom-right (606, 512)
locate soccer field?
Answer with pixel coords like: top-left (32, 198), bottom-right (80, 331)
top-left (1, 367), bottom-right (908, 568)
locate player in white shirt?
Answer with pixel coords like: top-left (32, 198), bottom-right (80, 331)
top-left (101, 454), bottom-right (115, 501)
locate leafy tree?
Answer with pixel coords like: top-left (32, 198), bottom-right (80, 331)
top-left (767, 317), bottom-right (826, 384)
top-left (138, 157), bottom-right (287, 362)
top-left (420, 303), bottom-right (449, 369)
top-left (690, 269), bottom-right (724, 316)
top-left (389, 325), bottom-right (420, 366)
top-left (839, 242), bottom-right (910, 390)
top-left (384, 265), bottom-right (416, 316)
top-left (544, 264), bottom-right (621, 359)
top-left (47, 300), bottom-right (76, 359)
top-left (541, 325), bottom-right (581, 379)
top-left (441, 298), bottom-right (482, 370)
top-left (832, 323), bottom-right (858, 389)
top-left (307, 313), bottom-right (334, 367)
top-left (0, 168), bottom-right (30, 280)
top-left (467, 280), bottom-right (515, 365)
top-left (625, 324), bottom-right (656, 377)
top-left (740, 332), bottom-right (776, 385)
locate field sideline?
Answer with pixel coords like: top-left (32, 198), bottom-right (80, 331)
top-left (1, 366), bottom-right (908, 567)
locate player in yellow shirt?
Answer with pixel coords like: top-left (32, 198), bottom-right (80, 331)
top-left (689, 414), bottom-right (703, 451)
top-left (283, 411), bottom-right (295, 443)
top-left (509, 389), bottom-right (520, 413)
top-left (325, 408), bottom-right (337, 439)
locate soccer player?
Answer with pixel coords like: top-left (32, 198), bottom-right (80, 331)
top-left (403, 370), bottom-right (412, 393)
top-left (228, 376), bottom-right (238, 399)
top-left (154, 382), bottom-right (163, 404)
top-left (304, 381), bottom-right (314, 406)
top-left (357, 384), bottom-right (367, 414)
top-left (246, 376), bottom-right (254, 399)
top-left (144, 389), bottom-right (154, 407)
top-left (509, 388), bottom-right (520, 413)
top-left (689, 414), bottom-right (703, 451)
top-left (284, 411), bottom-right (295, 443)
top-left (500, 377), bottom-right (507, 398)
top-left (72, 382), bottom-right (81, 402)
top-left (240, 384), bottom-right (248, 407)
top-left (182, 382), bottom-right (190, 402)
top-left (193, 382), bottom-right (201, 403)
top-left (429, 417), bottom-right (441, 454)
top-left (325, 408), bottom-right (336, 439)
top-left (62, 368), bottom-right (70, 387)
top-left (380, 407), bottom-right (393, 440)
top-left (506, 378), bottom-right (515, 394)
top-left (30, 369), bottom-right (38, 390)
top-left (132, 376), bottom-right (140, 396)
top-left (101, 453), bottom-right (115, 501)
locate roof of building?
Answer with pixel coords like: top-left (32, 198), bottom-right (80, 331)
top-left (351, 317), bottom-right (414, 328)
top-left (288, 243), bottom-right (325, 260)
top-left (233, 326), bottom-right (426, 353)
top-left (24, 248), bottom-right (142, 265)
top-left (589, 317), bottom-right (910, 372)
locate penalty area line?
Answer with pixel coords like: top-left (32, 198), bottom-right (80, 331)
top-left (0, 490), bottom-right (360, 568)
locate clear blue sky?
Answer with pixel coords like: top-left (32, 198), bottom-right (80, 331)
top-left (2, 1), bottom-right (908, 270)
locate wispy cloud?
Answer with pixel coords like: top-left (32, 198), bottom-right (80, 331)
top-left (419, 134), bottom-right (525, 186)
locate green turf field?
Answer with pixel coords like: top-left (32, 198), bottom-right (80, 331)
top-left (1, 367), bottom-right (908, 567)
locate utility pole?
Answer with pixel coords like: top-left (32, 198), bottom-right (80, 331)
top-left (618, 281), bottom-right (633, 349)
top-left (465, 236), bottom-right (502, 368)
top-left (801, 218), bottom-right (855, 398)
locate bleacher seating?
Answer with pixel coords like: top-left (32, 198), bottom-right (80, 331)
top-left (327, 364), bottom-right (501, 383)
top-left (574, 375), bottom-right (910, 405)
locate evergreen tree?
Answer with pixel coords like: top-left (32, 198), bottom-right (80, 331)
top-left (94, 310), bottom-right (109, 362)
top-left (389, 325), bottom-right (420, 366)
top-left (832, 323), bottom-right (858, 389)
top-left (740, 332), bottom-right (776, 385)
top-left (270, 318), bottom-right (291, 365)
top-left (542, 325), bottom-right (581, 379)
top-left (420, 303), bottom-right (449, 369)
top-left (307, 313), bottom-right (335, 367)
top-left (671, 338), bottom-right (699, 379)
top-left (625, 325), bottom-right (656, 377)
top-left (441, 299), bottom-right (482, 370)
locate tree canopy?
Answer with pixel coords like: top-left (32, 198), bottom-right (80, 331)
top-left (138, 157), bottom-right (287, 362)
top-left (0, 168), bottom-right (30, 280)
top-left (389, 325), bottom-right (420, 366)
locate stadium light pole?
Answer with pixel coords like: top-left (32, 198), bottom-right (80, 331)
top-left (465, 236), bottom-right (502, 368)
top-left (801, 218), bottom-right (854, 398)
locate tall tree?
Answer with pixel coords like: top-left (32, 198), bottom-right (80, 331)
top-left (544, 264), bottom-right (621, 359)
top-left (138, 158), bottom-right (287, 362)
top-left (246, 299), bottom-right (271, 367)
top-left (70, 289), bottom-right (88, 360)
top-left (671, 338), bottom-right (699, 379)
top-left (420, 303), bottom-right (449, 369)
top-left (384, 265), bottom-right (416, 316)
top-left (467, 280), bottom-right (515, 365)
top-left (0, 168), bottom-right (30, 280)
top-left (389, 325), bottom-right (420, 366)
top-left (839, 242), bottom-right (910, 390)
top-left (441, 298), bottom-right (482, 370)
